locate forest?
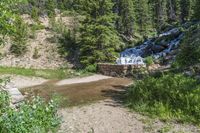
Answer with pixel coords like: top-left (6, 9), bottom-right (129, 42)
top-left (0, 0), bottom-right (199, 67)
top-left (0, 0), bottom-right (200, 133)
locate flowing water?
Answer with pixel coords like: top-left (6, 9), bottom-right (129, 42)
top-left (117, 27), bottom-right (184, 65)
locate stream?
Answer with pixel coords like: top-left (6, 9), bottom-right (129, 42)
top-left (117, 27), bottom-right (184, 65)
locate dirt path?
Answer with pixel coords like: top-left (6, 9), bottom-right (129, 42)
top-left (58, 99), bottom-right (200, 133)
top-left (58, 99), bottom-right (144, 133)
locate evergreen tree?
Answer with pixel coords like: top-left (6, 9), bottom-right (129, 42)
top-left (166, 0), bottom-right (178, 22)
top-left (134, 0), bottom-right (152, 36)
top-left (115, 0), bottom-right (135, 41)
top-left (149, 0), bottom-right (167, 31)
top-left (180, 0), bottom-right (191, 22)
top-left (193, 0), bottom-right (200, 20)
top-left (45, 0), bottom-right (57, 16)
top-left (79, 0), bottom-right (123, 66)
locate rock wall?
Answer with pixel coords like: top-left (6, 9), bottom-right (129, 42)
top-left (98, 63), bottom-right (147, 78)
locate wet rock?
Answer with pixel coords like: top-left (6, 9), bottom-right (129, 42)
top-left (151, 45), bottom-right (165, 53)
top-left (159, 40), bottom-right (169, 48)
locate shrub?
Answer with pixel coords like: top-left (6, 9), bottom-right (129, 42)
top-left (145, 56), bottom-right (154, 66)
top-left (0, 77), bottom-right (61, 133)
top-left (85, 64), bottom-right (97, 73)
top-left (32, 47), bottom-right (41, 59)
top-left (31, 7), bottom-right (39, 21)
top-left (0, 94), bottom-right (61, 133)
top-left (126, 74), bottom-right (200, 123)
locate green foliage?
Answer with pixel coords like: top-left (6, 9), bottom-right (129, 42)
top-left (79, 0), bottom-right (124, 67)
top-left (133, 0), bottom-right (152, 36)
top-left (177, 23), bottom-right (200, 67)
top-left (145, 56), bottom-right (154, 66)
top-left (0, 91), bottom-right (10, 115)
top-left (126, 74), bottom-right (200, 123)
top-left (50, 18), bottom-right (67, 34)
top-left (0, 93), bottom-right (61, 133)
top-left (0, 0), bottom-right (26, 36)
top-left (31, 7), bottom-right (39, 21)
top-left (10, 17), bottom-right (28, 56)
top-left (180, 0), bottom-right (191, 22)
top-left (193, 0), bottom-right (200, 20)
top-left (85, 64), bottom-right (97, 73)
top-left (33, 47), bottom-right (41, 59)
top-left (115, 0), bottom-right (135, 39)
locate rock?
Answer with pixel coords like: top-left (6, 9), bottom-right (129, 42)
top-left (160, 40), bottom-right (169, 48)
top-left (7, 88), bottom-right (24, 104)
top-left (151, 45), bottom-right (165, 53)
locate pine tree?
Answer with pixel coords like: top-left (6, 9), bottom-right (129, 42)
top-left (193, 0), bottom-right (200, 20)
top-left (79, 0), bottom-right (123, 66)
top-left (115, 0), bottom-right (135, 41)
top-left (166, 0), bottom-right (178, 22)
top-left (134, 0), bottom-right (152, 36)
top-left (149, 0), bottom-right (167, 31)
top-left (45, 0), bottom-right (57, 16)
top-left (180, 0), bottom-right (191, 22)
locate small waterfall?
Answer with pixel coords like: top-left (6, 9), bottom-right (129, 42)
top-left (117, 28), bottom-right (184, 65)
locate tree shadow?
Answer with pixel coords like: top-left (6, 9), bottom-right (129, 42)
top-left (101, 85), bottom-right (129, 107)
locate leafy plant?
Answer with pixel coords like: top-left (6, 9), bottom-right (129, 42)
top-left (145, 56), bottom-right (154, 66)
top-left (32, 47), bottom-right (41, 59)
top-left (0, 90), bottom-right (61, 133)
top-left (85, 64), bottom-right (97, 73)
top-left (126, 74), bottom-right (200, 123)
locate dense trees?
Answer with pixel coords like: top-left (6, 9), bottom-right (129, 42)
top-left (180, 0), bottom-right (191, 22)
top-left (1, 0), bottom-right (200, 66)
top-left (115, 0), bottom-right (135, 41)
top-left (79, 0), bottom-right (123, 66)
top-left (193, 0), bottom-right (200, 20)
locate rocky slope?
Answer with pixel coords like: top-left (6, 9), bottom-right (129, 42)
top-left (0, 14), bottom-right (73, 69)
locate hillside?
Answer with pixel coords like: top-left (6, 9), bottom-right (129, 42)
top-left (0, 14), bottom-right (75, 69)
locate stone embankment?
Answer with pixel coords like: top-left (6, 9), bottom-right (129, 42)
top-left (98, 63), bottom-right (146, 77)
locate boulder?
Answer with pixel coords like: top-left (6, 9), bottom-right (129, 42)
top-left (7, 88), bottom-right (24, 104)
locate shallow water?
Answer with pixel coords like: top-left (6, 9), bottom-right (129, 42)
top-left (20, 78), bottom-right (132, 107)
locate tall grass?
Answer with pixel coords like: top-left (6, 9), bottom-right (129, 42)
top-left (126, 74), bottom-right (200, 124)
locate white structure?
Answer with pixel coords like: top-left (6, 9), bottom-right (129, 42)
top-left (116, 56), bottom-right (145, 65)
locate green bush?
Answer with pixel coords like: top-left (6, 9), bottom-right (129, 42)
top-left (145, 56), bottom-right (154, 66)
top-left (126, 74), bottom-right (200, 123)
top-left (31, 7), bottom-right (39, 21)
top-left (0, 92), bottom-right (61, 133)
top-left (32, 47), bottom-right (41, 59)
top-left (85, 64), bottom-right (97, 73)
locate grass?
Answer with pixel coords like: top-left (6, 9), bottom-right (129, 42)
top-left (0, 66), bottom-right (92, 79)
